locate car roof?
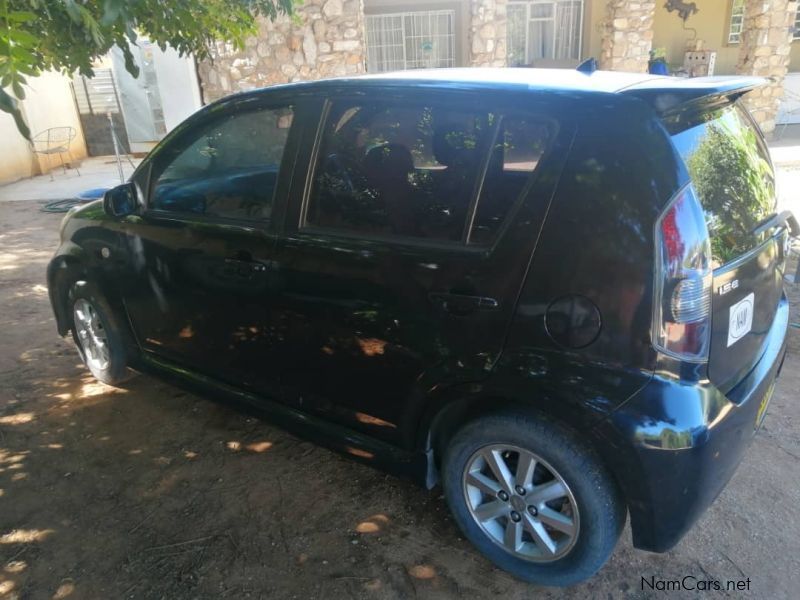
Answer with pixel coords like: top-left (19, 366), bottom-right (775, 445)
top-left (345, 67), bottom-right (657, 93)
top-left (296, 68), bottom-right (765, 97)
top-left (219, 68), bottom-right (766, 118)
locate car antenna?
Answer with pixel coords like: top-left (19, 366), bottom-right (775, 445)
top-left (576, 58), bottom-right (598, 74)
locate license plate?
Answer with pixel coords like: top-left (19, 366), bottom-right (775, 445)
top-left (755, 381), bottom-right (775, 430)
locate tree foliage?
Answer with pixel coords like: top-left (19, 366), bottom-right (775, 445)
top-left (0, 0), bottom-right (294, 139)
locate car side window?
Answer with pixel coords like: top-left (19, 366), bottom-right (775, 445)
top-left (305, 101), bottom-right (495, 242)
top-left (150, 104), bottom-right (294, 221)
top-left (469, 116), bottom-right (555, 245)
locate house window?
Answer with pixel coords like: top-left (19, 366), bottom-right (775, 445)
top-left (794, 4), bottom-right (800, 40)
top-left (728, 0), bottom-right (745, 44)
top-left (507, 1), bottom-right (584, 66)
top-left (728, 1), bottom-right (800, 44)
top-left (365, 10), bottom-right (456, 72)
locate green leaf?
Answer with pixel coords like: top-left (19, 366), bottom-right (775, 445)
top-left (13, 63), bottom-right (39, 76)
top-left (12, 80), bottom-right (25, 100)
top-left (101, 0), bottom-right (125, 24)
top-left (10, 45), bottom-right (37, 62)
top-left (121, 43), bottom-right (140, 78)
top-left (63, 0), bottom-right (82, 23)
top-left (6, 11), bottom-right (38, 23)
top-left (9, 30), bottom-right (38, 46)
top-left (0, 88), bottom-right (31, 140)
top-left (125, 23), bottom-right (137, 43)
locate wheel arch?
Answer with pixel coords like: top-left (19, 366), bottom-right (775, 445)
top-left (418, 382), bottom-right (629, 508)
top-left (47, 247), bottom-right (89, 336)
top-left (47, 243), bottom-right (130, 341)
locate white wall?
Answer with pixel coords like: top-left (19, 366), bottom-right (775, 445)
top-left (0, 71), bottom-right (88, 184)
top-left (154, 49), bottom-right (203, 131)
top-left (0, 112), bottom-right (36, 183)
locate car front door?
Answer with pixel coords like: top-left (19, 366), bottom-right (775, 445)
top-left (119, 94), bottom-right (307, 391)
top-left (269, 90), bottom-right (568, 447)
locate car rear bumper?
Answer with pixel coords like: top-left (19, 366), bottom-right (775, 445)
top-left (594, 294), bottom-right (789, 553)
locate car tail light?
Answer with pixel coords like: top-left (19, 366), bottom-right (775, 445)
top-left (653, 185), bottom-right (712, 362)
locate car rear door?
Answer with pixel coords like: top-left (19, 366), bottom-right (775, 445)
top-left (119, 94), bottom-right (307, 391)
top-left (267, 88), bottom-right (571, 446)
top-left (669, 101), bottom-right (788, 392)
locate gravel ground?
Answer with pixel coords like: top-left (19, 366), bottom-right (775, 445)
top-left (0, 201), bottom-right (798, 599)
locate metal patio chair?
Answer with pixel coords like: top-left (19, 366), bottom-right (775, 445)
top-left (30, 126), bottom-right (81, 180)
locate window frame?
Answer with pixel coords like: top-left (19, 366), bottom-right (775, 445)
top-left (726, 0), bottom-right (746, 46)
top-left (467, 111), bottom-right (560, 246)
top-left (140, 95), bottom-right (300, 229)
top-left (295, 92), bottom-right (559, 251)
top-left (794, 4), bottom-right (800, 41)
top-left (726, 0), bottom-right (800, 45)
top-left (365, 9), bottom-right (457, 73)
top-left (507, 0), bottom-right (585, 66)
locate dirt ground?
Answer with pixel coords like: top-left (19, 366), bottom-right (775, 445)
top-left (1, 201), bottom-right (799, 600)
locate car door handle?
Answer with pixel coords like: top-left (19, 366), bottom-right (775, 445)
top-left (429, 292), bottom-right (499, 315)
top-left (224, 257), bottom-right (267, 276)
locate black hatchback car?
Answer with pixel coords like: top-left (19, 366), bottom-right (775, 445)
top-left (48, 68), bottom-right (792, 586)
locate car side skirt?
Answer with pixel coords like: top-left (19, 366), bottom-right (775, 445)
top-left (137, 352), bottom-right (435, 486)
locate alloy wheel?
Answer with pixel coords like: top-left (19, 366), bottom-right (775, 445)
top-left (73, 298), bottom-right (110, 372)
top-left (462, 444), bottom-right (579, 562)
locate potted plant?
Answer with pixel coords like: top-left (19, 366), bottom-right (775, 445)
top-left (648, 47), bottom-right (669, 75)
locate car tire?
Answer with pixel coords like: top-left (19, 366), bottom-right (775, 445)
top-left (442, 410), bottom-right (625, 587)
top-left (69, 280), bottom-right (135, 386)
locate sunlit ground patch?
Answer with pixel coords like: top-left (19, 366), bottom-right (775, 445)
top-left (50, 379), bottom-right (128, 403)
top-left (4, 560), bottom-right (26, 574)
top-left (53, 580), bottom-right (75, 599)
top-left (0, 413), bottom-right (35, 425)
top-left (0, 528), bottom-right (54, 544)
top-left (355, 513), bottom-right (390, 534)
top-left (408, 564), bottom-right (436, 580)
top-left (245, 441), bottom-right (272, 453)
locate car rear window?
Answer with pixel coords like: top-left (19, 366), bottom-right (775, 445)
top-left (669, 102), bottom-right (775, 267)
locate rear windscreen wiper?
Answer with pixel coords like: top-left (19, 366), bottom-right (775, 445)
top-left (752, 210), bottom-right (800, 238)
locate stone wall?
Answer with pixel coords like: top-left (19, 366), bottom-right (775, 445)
top-left (736, 0), bottom-right (797, 134)
top-left (469, 0), bottom-right (507, 67)
top-left (598, 0), bottom-right (656, 72)
top-left (197, 0), bottom-right (366, 103)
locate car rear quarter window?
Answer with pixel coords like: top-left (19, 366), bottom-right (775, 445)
top-left (150, 105), bottom-right (294, 221)
top-left (304, 100), bottom-right (555, 245)
top-left (669, 102), bottom-right (775, 267)
top-left (470, 116), bottom-right (555, 245)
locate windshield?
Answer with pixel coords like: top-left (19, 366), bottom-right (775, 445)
top-left (669, 102), bottom-right (775, 267)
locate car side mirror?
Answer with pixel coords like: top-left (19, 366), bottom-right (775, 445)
top-left (103, 183), bottom-right (138, 218)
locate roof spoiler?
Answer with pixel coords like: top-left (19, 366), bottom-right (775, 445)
top-left (621, 76), bottom-right (767, 116)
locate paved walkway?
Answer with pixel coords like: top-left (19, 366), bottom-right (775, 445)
top-left (0, 155), bottom-right (140, 203)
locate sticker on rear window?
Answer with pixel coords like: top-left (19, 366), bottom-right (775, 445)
top-left (727, 293), bottom-right (754, 347)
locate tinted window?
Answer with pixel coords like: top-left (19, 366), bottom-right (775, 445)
top-left (470, 116), bottom-right (554, 245)
top-left (151, 105), bottom-right (293, 220)
top-left (305, 101), bottom-right (494, 241)
top-left (669, 103), bottom-right (775, 266)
